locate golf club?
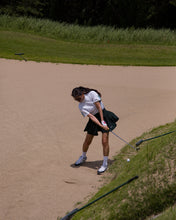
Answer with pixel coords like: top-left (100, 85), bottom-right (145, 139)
top-left (15, 53), bottom-right (27, 61)
top-left (110, 130), bottom-right (139, 151)
top-left (59, 175), bottom-right (139, 220)
top-left (136, 130), bottom-right (176, 147)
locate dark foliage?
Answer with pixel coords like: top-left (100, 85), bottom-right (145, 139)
top-left (0, 0), bottom-right (176, 28)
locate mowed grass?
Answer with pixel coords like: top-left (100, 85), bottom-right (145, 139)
top-left (1, 30), bottom-right (176, 66)
top-left (0, 15), bottom-right (176, 65)
top-left (64, 121), bottom-right (176, 220)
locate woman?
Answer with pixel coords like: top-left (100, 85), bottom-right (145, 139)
top-left (71, 86), bottom-right (119, 174)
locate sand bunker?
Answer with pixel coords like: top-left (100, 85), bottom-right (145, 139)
top-left (0, 59), bottom-right (176, 220)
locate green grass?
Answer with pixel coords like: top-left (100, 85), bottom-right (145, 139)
top-left (0, 15), bottom-right (176, 65)
top-left (151, 205), bottom-right (176, 220)
top-left (1, 30), bottom-right (176, 66)
top-left (64, 121), bottom-right (176, 220)
top-left (1, 15), bottom-right (176, 45)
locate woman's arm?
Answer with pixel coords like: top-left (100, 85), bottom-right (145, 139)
top-left (87, 113), bottom-right (109, 130)
top-left (87, 101), bottom-right (109, 130)
top-left (94, 101), bottom-right (109, 128)
top-left (94, 101), bottom-right (104, 122)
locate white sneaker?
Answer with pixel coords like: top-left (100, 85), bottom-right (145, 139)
top-left (97, 165), bottom-right (107, 175)
top-left (75, 156), bottom-right (87, 166)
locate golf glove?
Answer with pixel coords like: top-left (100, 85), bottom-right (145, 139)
top-left (101, 120), bottom-right (107, 126)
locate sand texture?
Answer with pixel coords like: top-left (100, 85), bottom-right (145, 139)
top-left (0, 59), bottom-right (176, 220)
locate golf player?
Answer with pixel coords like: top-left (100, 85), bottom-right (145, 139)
top-left (71, 86), bottom-right (119, 174)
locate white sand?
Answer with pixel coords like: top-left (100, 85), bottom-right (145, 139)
top-left (0, 59), bottom-right (176, 220)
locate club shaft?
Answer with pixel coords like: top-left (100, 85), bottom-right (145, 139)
top-left (110, 131), bottom-right (136, 150)
top-left (144, 130), bottom-right (176, 142)
top-left (79, 175), bottom-right (138, 211)
top-left (136, 130), bottom-right (176, 146)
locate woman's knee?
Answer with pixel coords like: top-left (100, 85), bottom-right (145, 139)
top-left (102, 133), bottom-right (109, 146)
top-left (84, 134), bottom-right (94, 146)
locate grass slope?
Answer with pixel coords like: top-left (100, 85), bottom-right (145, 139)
top-left (1, 30), bottom-right (176, 66)
top-left (64, 121), bottom-right (176, 220)
top-left (0, 15), bottom-right (176, 65)
top-left (152, 205), bottom-right (176, 220)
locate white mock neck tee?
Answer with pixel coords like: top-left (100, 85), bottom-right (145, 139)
top-left (79, 91), bottom-right (105, 117)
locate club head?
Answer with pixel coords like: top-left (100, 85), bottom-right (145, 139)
top-left (136, 147), bottom-right (140, 151)
top-left (136, 139), bottom-right (143, 146)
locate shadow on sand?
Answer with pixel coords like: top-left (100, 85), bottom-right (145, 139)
top-left (70, 159), bottom-right (114, 170)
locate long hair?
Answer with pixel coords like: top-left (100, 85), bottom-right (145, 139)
top-left (71, 86), bottom-right (101, 98)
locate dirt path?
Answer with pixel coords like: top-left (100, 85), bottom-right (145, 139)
top-left (0, 59), bottom-right (176, 220)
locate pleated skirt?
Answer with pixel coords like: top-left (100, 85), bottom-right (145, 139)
top-left (84, 109), bottom-right (119, 136)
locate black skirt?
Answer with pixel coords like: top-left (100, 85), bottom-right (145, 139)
top-left (84, 109), bottom-right (119, 136)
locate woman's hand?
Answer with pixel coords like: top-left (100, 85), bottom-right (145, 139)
top-left (102, 125), bottom-right (109, 131)
top-left (101, 120), bottom-right (109, 131)
top-left (94, 102), bottom-right (109, 131)
top-left (88, 114), bottom-right (109, 130)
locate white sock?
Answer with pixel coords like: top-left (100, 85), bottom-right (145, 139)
top-left (103, 156), bottom-right (108, 167)
top-left (82, 152), bottom-right (87, 158)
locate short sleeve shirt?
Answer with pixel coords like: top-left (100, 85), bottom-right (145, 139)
top-left (79, 91), bottom-right (105, 117)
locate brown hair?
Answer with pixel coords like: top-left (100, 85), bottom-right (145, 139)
top-left (71, 86), bottom-right (101, 98)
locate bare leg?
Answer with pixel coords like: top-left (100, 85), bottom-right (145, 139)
top-left (102, 132), bottom-right (109, 156)
top-left (82, 133), bottom-right (94, 152)
top-left (75, 134), bottom-right (94, 166)
top-left (97, 132), bottom-right (109, 174)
